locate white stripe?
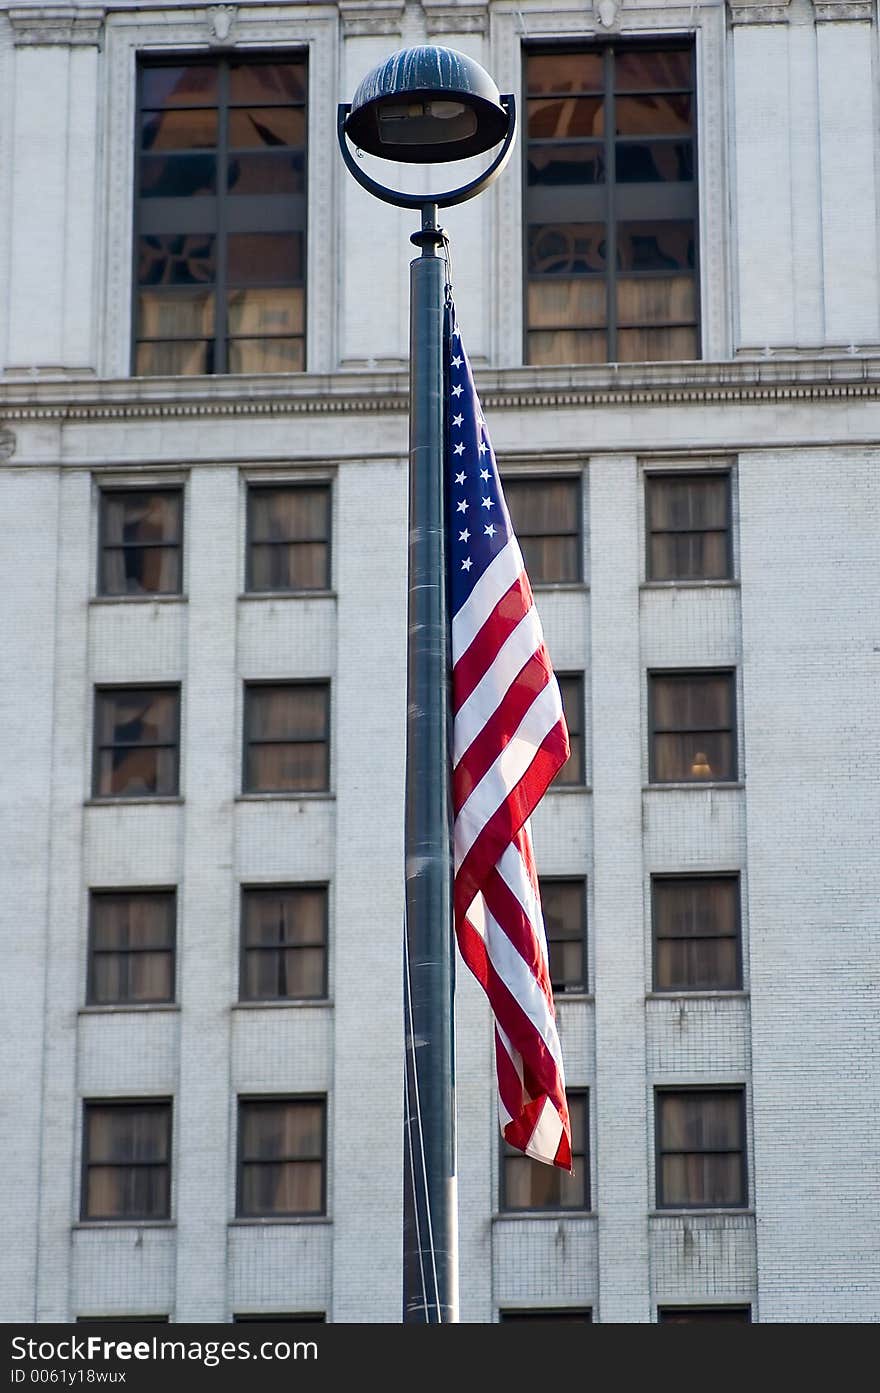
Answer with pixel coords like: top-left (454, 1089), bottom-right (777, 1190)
top-left (481, 900), bottom-right (565, 1073)
top-left (451, 537), bottom-right (523, 662)
top-left (453, 681), bottom-right (563, 869)
top-left (524, 1096), bottom-right (564, 1164)
top-left (452, 606), bottom-right (545, 766)
top-left (494, 1025), bottom-right (521, 1130)
top-left (497, 836), bottom-right (550, 962)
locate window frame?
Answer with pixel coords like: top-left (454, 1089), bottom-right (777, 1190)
top-left (647, 668), bottom-right (737, 785)
top-left (522, 37), bottom-right (700, 366)
top-left (657, 1305), bottom-right (751, 1324)
top-left (239, 883), bottom-right (329, 1003)
top-left (500, 473), bottom-right (583, 585)
top-left (92, 683), bottom-right (182, 800)
top-left (236, 1095), bottom-right (327, 1219)
top-left (241, 679), bottom-right (330, 796)
top-left (499, 1309), bottom-right (593, 1323)
top-left (654, 1085), bottom-right (748, 1212)
top-left (499, 1088), bottom-right (590, 1214)
top-left (80, 1098), bottom-right (173, 1223)
top-left (87, 888), bottom-right (177, 1007)
top-left (245, 481), bottom-right (332, 594)
top-left (650, 872), bottom-right (742, 994)
top-left (644, 470), bottom-right (733, 583)
top-left (132, 51), bottom-right (308, 378)
top-left (539, 876), bottom-right (588, 995)
top-left (97, 485), bottom-right (185, 598)
top-left (554, 671), bottom-right (586, 787)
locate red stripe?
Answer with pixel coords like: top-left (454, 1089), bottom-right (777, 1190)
top-left (481, 863), bottom-right (553, 1004)
top-left (452, 572), bottom-right (533, 706)
top-left (452, 650), bottom-right (553, 811)
top-left (456, 911), bottom-right (568, 1116)
top-left (453, 719), bottom-right (570, 928)
top-left (495, 1026), bottom-right (527, 1123)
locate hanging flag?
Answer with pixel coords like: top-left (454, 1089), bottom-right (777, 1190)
top-left (446, 300), bottom-right (572, 1170)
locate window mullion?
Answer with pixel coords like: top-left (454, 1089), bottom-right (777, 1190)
top-left (605, 46), bottom-right (616, 362)
top-left (216, 60), bottom-right (230, 375)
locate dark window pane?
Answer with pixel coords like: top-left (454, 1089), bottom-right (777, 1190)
top-left (141, 109), bottom-right (217, 151)
top-left (656, 1090), bottom-right (746, 1209)
top-left (229, 107), bottom-right (305, 149)
top-left (238, 1099), bottom-right (325, 1216)
top-left (527, 53), bottom-right (604, 95)
top-left (227, 233), bottom-right (303, 285)
top-left (618, 326), bottom-right (698, 363)
top-left (228, 339), bottom-right (304, 374)
top-left (653, 877), bottom-right (740, 992)
top-left (228, 151), bottom-right (305, 195)
top-left (89, 891), bottom-right (175, 1005)
top-left (617, 222), bottom-right (694, 272)
top-left (140, 153), bottom-right (216, 199)
top-left (527, 330), bottom-right (607, 366)
top-left (230, 62), bottom-right (307, 105)
top-left (526, 96), bottom-right (604, 140)
top-left (647, 475), bottom-right (731, 581)
top-left (245, 684), bottom-right (329, 793)
top-left (501, 1310), bottom-right (592, 1323)
top-left (658, 1307), bottom-right (750, 1324)
top-left (615, 51), bottom-right (692, 92)
top-left (94, 689), bottom-right (179, 798)
top-left (616, 140), bottom-right (693, 183)
top-left (528, 144), bottom-right (605, 187)
top-left (247, 486), bottom-right (329, 592)
top-left (650, 673), bottom-right (735, 783)
top-left (135, 341), bottom-right (212, 376)
top-left (138, 235), bottom-right (215, 287)
top-left (541, 880), bottom-right (586, 993)
top-left (615, 94), bottom-right (692, 137)
top-left (228, 288), bottom-right (304, 337)
top-left (137, 290), bottom-right (215, 341)
top-left (141, 65), bottom-right (219, 109)
top-left (528, 223), bottom-right (606, 276)
top-left (241, 887), bottom-right (327, 1001)
top-left (504, 477), bottom-right (581, 584)
top-left (100, 490), bottom-right (182, 597)
top-left (618, 275), bottom-right (696, 326)
top-left (555, 675), bottom-right (584, 785)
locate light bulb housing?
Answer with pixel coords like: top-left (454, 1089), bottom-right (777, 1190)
top-left (344, 45), bottom-right (510, 162)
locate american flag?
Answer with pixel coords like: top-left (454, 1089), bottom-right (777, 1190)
top-left (447, 305), bottom-right (572, 1170)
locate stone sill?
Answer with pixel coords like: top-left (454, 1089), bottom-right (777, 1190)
top-left (85, 796), bottom-right (184, 807)
top-left (78, 1004), bottom-right (180, 1016)
top-left (228, 1217), bottom-right (332, 1228)
top-left (642, 783), bottom-right (745, 792)
top-left (232, 1000), bottom-right (332, 1012)
top-left (645, 991), bottom-right (749, 1002)
top-left (235, 793), bottom-right (335, 804)
top-left (640, 580), bottom-right (740, 591)
top-left (89, 594), bottom-right (187, 605)
top-left (237, 590), bottom-right (336, 602)
top-left (72, 1221), bottom-right (176, 1232)
top-left (492, 1210), bottom-right (597, 1223)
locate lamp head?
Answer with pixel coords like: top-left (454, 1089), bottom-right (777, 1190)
top-left (344, 45), bottom-right (510, 163)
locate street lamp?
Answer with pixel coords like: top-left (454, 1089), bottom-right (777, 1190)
top-left (338, 46), bottom-right (516, 1325)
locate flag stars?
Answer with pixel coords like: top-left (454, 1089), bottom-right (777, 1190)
top-left (451, 354), bottom-right (463, 368)
top-left (456, 499), bottom-right (468, 513)
top-left (478, 440), bottom-right (488, 455)
top-left (454, 471), bottom-right (466, 486)
top-left (452, 414), bottom-right (463, 428)
top-left (453, 442), bottom-right (465, 456)
top-left (479, 468), bottom-right (490, 482)
top-left (459, 528), bottom-right (470, 542)
top-left (461, 556), bottom-right (472, 571)
top-left (484, 523), bottom-right (496, 537)
top-left (451, 384), bottom-right (463, 397)
top-left (481, 496), bottom-right (495, 510)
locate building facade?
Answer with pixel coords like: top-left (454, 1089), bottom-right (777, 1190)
top-left (1, 0), bottom-right (878, 1323)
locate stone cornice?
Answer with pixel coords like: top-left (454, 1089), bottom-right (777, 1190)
top-left (2, 358), bottom-right (880, 425)
top-left (338, 0), bottom-right (405, 35)
top-left (810, 0), bottom-right (873, 20)
top-left (727, 0), bottom-right (791, 22)
top-left (422, 0), bottom-right (488, 35)
top-left (8, 4), bottom-right (105, 46)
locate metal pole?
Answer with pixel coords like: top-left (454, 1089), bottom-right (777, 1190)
top-left (402, 202), bottom-right (458, 1323)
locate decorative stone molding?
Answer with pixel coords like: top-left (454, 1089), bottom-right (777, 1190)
top-left (593, 0), bottom-right (622, 33)
top-left (2, 358), bottom-right (880, 427)
top-left (8, 5), bottom-right (105, 47)
top-left (727, 0), bottom-right (791, 22)
top-left (206, 4), bottom-right (237, 45)
top-left (339, 1), bottom-right (405, 36)
top-left (422, 1), bottom-right (488, 35)
top-left (0, 426), bottom-right (16, 461)
top-left (810, 0), bottom-right (873, 19)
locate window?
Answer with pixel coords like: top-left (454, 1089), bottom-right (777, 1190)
top-left (646, 473), bottom-right (731, 581)
top-left (246, 484), bottom-right (330, 592)
top-left (658, 1307), bottom-right (751, 1324)
top-left (81, 1101), bottom-right (172, 1221)
top-left (525, 42), bottom-right (698, 365)
top-left (652, 876), bottom-right (741, 993)
top-left (237, 1097), bottom-right (326, 1217)
top-left (98, 488), bottom-right (183, 596)
top-left (88, 891), bottom-right (176, 1006)
top-left (501, 1091), bottom-right (588, 1211)
top-left (240, 885), bottom-right (328, 1001)
top-left (233, 1314), bottom-right (325, 1323)
top-left (655, 1088), bottom-right (747, 1209)
top-left (540, 879), bottom-right (587, 994)
top-left (76, 1317), bottom-right (169, 1324)
top-left (555, 674), bottom-right (585, 785)
top-left (648, 671), bottom-right (736, 784)
top-left (134, 56), bottom-right (307, 376)
top-left (503, 477), bottom-right (581, 582)
top-left (93, 687), bottom-right (181, 798)
top-left (500, 1309), bottom-right (592, 1322)
top-left (243, 682), bottom-right (329, 793)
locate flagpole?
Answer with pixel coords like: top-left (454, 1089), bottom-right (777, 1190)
top-left (402, 201), bottom-right (458, 1324)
